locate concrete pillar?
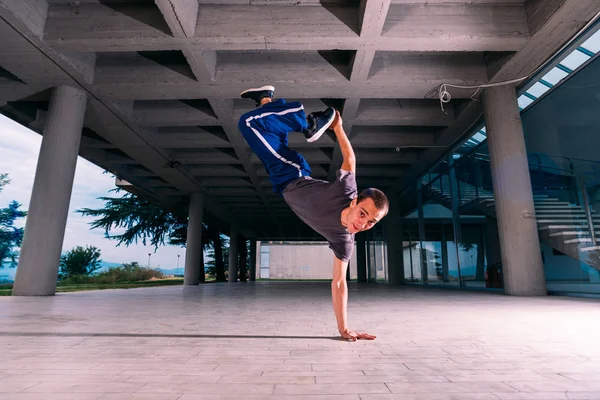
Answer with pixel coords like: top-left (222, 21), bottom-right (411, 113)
top-left (13, 86), bottom-right (87, 296)
top-left (184, 192), bottom-right (203, 285)
top-left (249, 239), bottom-right (257, 281)
top-left (385, 196), bottom-right (404, 285)
top-left (483, 85), bottom-right (547, 296)
top-left (448, 154), bottom-right (464, 286)
top-left (239, 235), bottom-right (247, 282)
top-left (356, 235), bottom-right (367, 282)
top-left (441, 227), bottom-right (449, 282)
top-left (228, 227), bottom-right (239, 282)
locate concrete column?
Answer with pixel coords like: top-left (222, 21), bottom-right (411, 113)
top-left (417, 183), bottom-right (428, 284)
top-left (441, 227), bottom-right (449, 282)
top-left (228, 227), bottom-right (239, 282)
top-left (13, 85), bottom-right (87, 296)
top-left (249, 239), bottom-right (257, 281)
top-left (448, 155), bottom-right (464, 286)
top-left (239, 235), bottom-right (247, 282)
top-left (483, 85), bottom-right (547, 296)
top-left (356, 235), bottom-right (367, 282)
top-left (385, 197), bottom-right (404, 285)
top-left (184, 192), bottom-right (203, 285)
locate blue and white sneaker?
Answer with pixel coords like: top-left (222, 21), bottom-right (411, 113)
top-left (304, 107), bottom-right (335, 143)
top-left (240, 85), bottom-right (275, 106)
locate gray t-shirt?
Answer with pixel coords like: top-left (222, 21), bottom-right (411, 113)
top-left (282, 169), bottom-right (357, 262)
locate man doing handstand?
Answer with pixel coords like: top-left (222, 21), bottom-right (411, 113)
top-left (238, 85), bottom-right (389, 341)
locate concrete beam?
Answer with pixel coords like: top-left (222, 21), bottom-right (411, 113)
top-left (355, 149), bottom-right (420, 164)
top-left (80, 136), bottom-right (115, 149)
top-left (359, 0), bottom-right (391, 37)
top-left (93, 80), bottom-right (486, 101)
top-left (155, 0), bottom-right (199, 38)
top-left (354, 99), bottom-right (455, 127)
top-left (198, 177), bottom-right (253, 188)
top-left (44, 3), bottom-right (529, 52)
top-left (356, 165), bottom-right (407, 177)
top-left (183, 50), bottom-right (217, 81)
top-left (90, 50), bottom-right (488, 100)
top-left (0, 0), bottom-right (48, 37)
top-left (492, 0), bottom-right (600, 82)
top-left (350, 127), bottom-right (436, 148)
top-left (383, 4), bottom-right (529, 48)
top-left (132, 100), bottom-right (219, 127)
top-left (154, 128), bottom-right (231, 148)
top-left (525, 0), bottom-right (566, 36)
top-left (188, 165), bottom-right (248, 177)
top-left (350, 50), bottom-right (375, 82)
top-left (171, 149), bottom-right (241, 164)
top-left (0, 50), bottom-right (71, 84)
top-left (57, 52), bottom-right (97, 86)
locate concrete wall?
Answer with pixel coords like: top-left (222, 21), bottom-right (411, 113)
top-left (256, 242), bottom-right (358, 280)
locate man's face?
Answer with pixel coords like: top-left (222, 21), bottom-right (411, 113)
top-left (344, 198), bottom-right (386, 234)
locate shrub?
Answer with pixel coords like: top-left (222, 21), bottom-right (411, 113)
top-left (94, 261), bottom-right (164, 283)
top-left (59, 246), bottom-right (101, 280)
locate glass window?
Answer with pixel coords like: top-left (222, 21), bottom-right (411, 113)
top-left (518, 95), bottom-right (535, 109)
top-left (527, 82), bottom-right (551, 98)
top-left (542, 67), bottom-right (569, 85)
top-left (559, 51), bottom-right (590, 71)
top-left (581, 31), bottom-right (600, 54)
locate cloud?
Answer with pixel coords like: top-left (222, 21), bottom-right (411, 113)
top-left (0, 114), bottom-right (187, 270)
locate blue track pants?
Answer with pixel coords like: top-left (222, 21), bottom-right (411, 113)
top-left (238, 99), bottom-right (312, 194)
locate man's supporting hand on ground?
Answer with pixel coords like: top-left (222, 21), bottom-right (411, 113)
top-left (331, 256), bottom-right (377, 341)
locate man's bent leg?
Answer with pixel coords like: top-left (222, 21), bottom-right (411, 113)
top-left (238, 100), bottom-right (312, 193)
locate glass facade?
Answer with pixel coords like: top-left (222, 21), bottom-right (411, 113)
top-left (399, 24), bottom-right (600, 296)
top-left (402, 144), bottom-right (502, 290)
top-left (366, 224), bottom-right (387, 282)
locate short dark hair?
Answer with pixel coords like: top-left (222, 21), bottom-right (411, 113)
top-left (357, 188), bottom-right (389, 216)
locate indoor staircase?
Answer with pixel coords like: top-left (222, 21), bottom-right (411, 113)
top-left (424, 174), bottom-right (600, 271)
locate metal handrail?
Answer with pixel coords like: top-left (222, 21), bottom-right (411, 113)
top-left (421, 153), bottom-right (576, 195)
top-left (530, 152), bottom-right (600, 168)
top-left (420, 151), bottom-right (598, 246)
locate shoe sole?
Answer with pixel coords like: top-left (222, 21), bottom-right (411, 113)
top-left (240, 85), bottom-right (275, 97)
top-left (306, 110), bottom-right (335, 143)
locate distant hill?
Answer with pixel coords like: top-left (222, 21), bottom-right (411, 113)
top-left (0, 261), bottom-right (182, 284)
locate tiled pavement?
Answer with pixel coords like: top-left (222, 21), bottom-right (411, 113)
top-left (1, 282), bottom-right (600, 400)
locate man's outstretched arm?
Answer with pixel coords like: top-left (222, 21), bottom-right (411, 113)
top-left (331, 255), bottom-right (377, 341)
top-left (331, 111), bottom-right (355, 173)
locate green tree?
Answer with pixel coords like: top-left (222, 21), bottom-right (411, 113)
top-left (78, 189), bottom-right (228, 280)
top-left (0, 174), bottom-right (27, 268)
top-left (0, 173), bottom-right (9, 190)
top-left (205, 233), bottom-right (229, 280)
top-left (78, 190), bottom-right (189, 248)
top-left (59, 245), bottom-right (102, 280)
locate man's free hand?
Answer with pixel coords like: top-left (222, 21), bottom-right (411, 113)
top-left (330, 110), bottom-right (343, 131)
top-left (340, 329), bottom-right (377, 341)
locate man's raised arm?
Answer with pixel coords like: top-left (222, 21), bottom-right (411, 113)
top-left (330, 111), bottom-right (355, 173)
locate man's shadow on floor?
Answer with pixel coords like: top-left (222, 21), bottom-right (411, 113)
top-left (0, 332), bottom-right (358, 341)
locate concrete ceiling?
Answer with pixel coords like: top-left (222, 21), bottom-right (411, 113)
top-left (1, 0), bottom-right (599, 240)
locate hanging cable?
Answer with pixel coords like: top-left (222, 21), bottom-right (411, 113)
top-left (437, 10), bottom-right (600, 113)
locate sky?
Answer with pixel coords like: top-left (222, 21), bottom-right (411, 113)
top-left (0, 114), bottom-right (186, 270)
